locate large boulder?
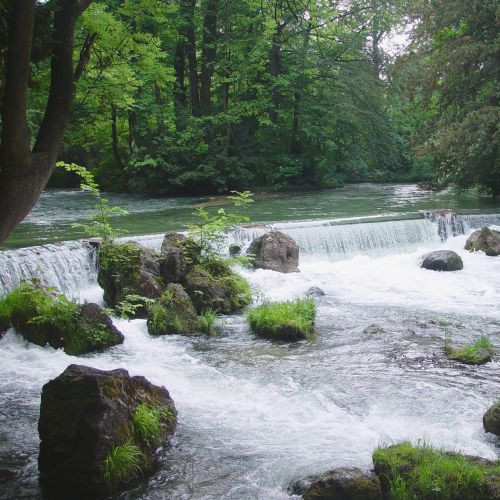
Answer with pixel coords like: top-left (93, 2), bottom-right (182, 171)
top-left (159, 232), bottom-right (190, 283)
top-left (4, 284), bottom-right (123, 355)
top-left (246, 230), bottom-right (299, 273)
top-left (98, 242), bottom-right (163, 308)
top-left (465, 227), bottom-right (500, 256)
top-left (420, 250), bottom-right (463, 271)
top-left (483, 401), bottom-right (500, 437)
top-left (147, 283), bottom-right (198, 336)
top-left (38, 365), bottom-right (177, 495)
top-left (289, 467), bottom-right (383, 500)
top-left (182, 262), bottom-right (251, 314)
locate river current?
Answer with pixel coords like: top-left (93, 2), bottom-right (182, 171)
top-left (0, 184), bottom-right (499, 499)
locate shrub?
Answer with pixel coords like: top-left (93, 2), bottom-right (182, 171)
top-left (0, 296), bottom-right (12, 334)
top-left (445, 336), bottom-right (494, 365)
top-left (103, 441), bottom-right (143, 485)
top-left (198, 309), bottom-right (218, 335)
top-left (247, 298), bottom-right (316, 341)
top-left (373, 442), bottom-right (499, 500)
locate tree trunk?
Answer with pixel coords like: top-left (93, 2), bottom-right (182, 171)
top-left (173, 34), bottom-right (187, 127)
top-left (184, 0), bottom-right (201, 117)
top-left (0, 0), bottom-right (94, 244)
top-left (111, 104), bottom-right (124, 170)
top-left (200, 0), bottom-right (218, 116)
top-left (269, 22), bottom-right (284, 124)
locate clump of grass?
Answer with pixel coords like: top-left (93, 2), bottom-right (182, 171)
top-left (132, 404), bottom-right (164, 446)
top-left (198, 308), bottom-right (218, 335)
top-left (0, 297), bottom-right (12, 334)
top-left (445, 335), bottom-right (494, 365)
top-left (247, 297), bottom-right (316, 341)
top-left (103, 441), bottom-right (143, 485)
top-left (373, 441), bottom-right (498, 499)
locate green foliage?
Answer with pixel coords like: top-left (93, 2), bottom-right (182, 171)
top-left (0, 296), bottom-right (12, 333)
top-left (187, 191), bottom-right (254, 259)
top-left (198, 309), bottom-right (218, 335)
top-left (132, 404), bottom-right (164, 446)
top-left (445, 336), bottom-right (494, 365)
top-left (373, 441), bottom-right (499, 499)
top-left (247, 298), bottom-right (316, 341)
top-left (103, 441), bottom-right (143, 485)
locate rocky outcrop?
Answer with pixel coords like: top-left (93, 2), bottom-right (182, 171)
top-left (483, 401), bottom-right (500, 437)
top-left (98, 242), bottom-right (163, 308)
top-left (465, 227), bottom-right (500, 256)
top-left (38, 365), bottom-right (177, 495)
top-left (289, 467), bottom-right (383, 500)
top-left (147, 283), bottom-right (198, 336)
top-left (159, 233), bottom-right (190, 283)
top-left (4, 284), bottom-right (123, 355)
top-left (246, 230), bottom-right (299, 273)
top-left (420, 250), bottom-right (463, 271)
top-left (306, 286), bottom-right (325, 297)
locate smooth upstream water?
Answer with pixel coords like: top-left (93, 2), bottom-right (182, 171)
top-left (0, 184), bottom-right (499, 499)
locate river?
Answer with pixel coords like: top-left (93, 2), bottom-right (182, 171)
top-left (0, 183), bottom-right (499, 499)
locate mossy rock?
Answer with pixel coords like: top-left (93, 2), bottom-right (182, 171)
top-left (465, 228), bottom-right (500, 256)
top-left (2, 284), bottom-right (123, 355)
top-left (247, 298), bottom-right (316, 341)
top-left (183, 262), bottom-right (251, 314)
top-left (373, 442), bottom-right (500, 500)
top-left (483, 401), bottom-right (500, 437)
top-left (147, 283), bottom-right (198, 336)
top-left (98, 242), bottom-right (163, 308)
top-left (39, 364), bottom-right (177, 495)
top-left (445, 343), bottom-right (493, 365)
top-left (0, 298), bottom-right (11, 337)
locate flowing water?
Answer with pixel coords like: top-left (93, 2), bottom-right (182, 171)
top-left (0, 184), bottom-right (499, 499)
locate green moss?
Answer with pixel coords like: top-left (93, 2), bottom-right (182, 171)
top-left (445, 336), bottom-right (494, 365)
top-left (147, 283), bottom-right (198, 336)
top-left (103, 441), bottom-right (143, 485)
top-left (372, 442), bottom-right (499, 500)
top-left (1, 283), bottom-right (122, 355)
top-left (220, 273), bottom-right (252, 310)
top-left (247, 298), bottom-right (316, 341)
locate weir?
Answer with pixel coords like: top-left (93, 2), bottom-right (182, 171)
top-left (1, 212), bottom-right (499, 295)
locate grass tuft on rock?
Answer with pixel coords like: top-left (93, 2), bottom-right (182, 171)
top-left (132, 404), bottom-right (164, 446)
top-left (103, 441), bottom-right (143, 485)
top-left (373, 442), bottom-right (499, 500)
top-left (247, 298), bottom-right (316, 341)
top-left (198, 308), bottom-right (218, 335)
top-left (445, 336), bottom-right (494, 365)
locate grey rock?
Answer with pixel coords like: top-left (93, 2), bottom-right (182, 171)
top-left (465, 227), bottom-right (500, 256)
top-left (420, 250), bottom-right (463, 271)
top-left (246, 230), bottom-right (299, 273)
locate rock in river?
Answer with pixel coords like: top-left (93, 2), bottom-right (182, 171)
top-left (246, 230), bottom-right (299, 273)
top-left (420, 250), bottom-right (463, 271)
top-left (465, 227), bottom-right (500, 256)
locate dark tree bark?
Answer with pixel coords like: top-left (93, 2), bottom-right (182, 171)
top-left (173, 33), bottom-right (187, 126)
top-left (184, 0), bottom-right (201, 117)
top-left (0, 0), bottom-right (94, 244)
top-left (269, 21), bottom-right (284, 124)
top-left (200, 0), bottom-right (218, 116)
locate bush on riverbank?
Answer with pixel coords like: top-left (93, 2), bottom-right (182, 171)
top-left (373, 442), bottom-right (500, 499)
top-left (247, 298), bottom-right (316, 341)
top-left (0, 298), bottom-right (11, 336)
top-left (445, 336), bottom-right (494, 365)
top-left (0, 283), bottom-right (123, 355)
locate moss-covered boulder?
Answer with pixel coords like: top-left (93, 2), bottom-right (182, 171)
top-left (182, 261), bottom-right (251, 314)
top-left (159, 232), bottom-right (190, 284)
top-left (289, 467), bottom-right (383, 500)
top-left (247, 298), bottom-right (316, 341)
top-left (3, 284), bottom-right (123, 355)
top-left (483, 401), bottom-right (500, 437)
top-left (98, 242), bottom-right (163, 308)
top-left (0, 298), bottom-right (11, 337)
top-left (38, 364), bottom-right (177, 495)
top-left (147, 283), bottom-right (198, 336)
top-left (445, 336), bottom-right (494, 365)
top-left (373, 442), bottom-right (500, 500)
top-left (465, 227), bottom-right (500, 256)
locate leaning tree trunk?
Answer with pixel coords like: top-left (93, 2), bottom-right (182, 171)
top-left (0, 0), bottom-right (94, 245)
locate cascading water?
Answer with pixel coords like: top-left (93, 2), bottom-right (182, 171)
top-left (0, 205), bottom-right (499, 499)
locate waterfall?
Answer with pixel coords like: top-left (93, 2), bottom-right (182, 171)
top-left (0, 241), bottom-right (97, 297)
top-left (421, 211), bottom-right (465, 241)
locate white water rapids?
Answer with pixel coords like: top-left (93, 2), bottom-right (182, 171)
top-left (0, 214), bottom-right (499, 499)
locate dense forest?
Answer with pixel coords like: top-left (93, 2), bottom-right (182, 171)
top-left (0, 0), bottom-right (498, 199)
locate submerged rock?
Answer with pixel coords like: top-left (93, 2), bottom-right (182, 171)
top-left (483, 401), bottom-right (500, 437)
top-left (363, 324), bottom-right (384, 335)
top-left (159, 232), bottom-right (190, 283)
top-left (420, 250), bottom-right (463, 271)
top-left (246, 230), bottom-right (299, 273)
top-left (306, 286), bottom-right (325, 297)
top-left (147, 283), bottom-right (198, 336)
top-left (465, 227), bottom-right (500, 256)
top-left (444, 344), bottom-right (492, 365)
top-left (289, 467), bottom-right (383, 500)
top-left (98, 242), bottom-right (163, 307)
top-left (38, 364), bottom-right (177, 495)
